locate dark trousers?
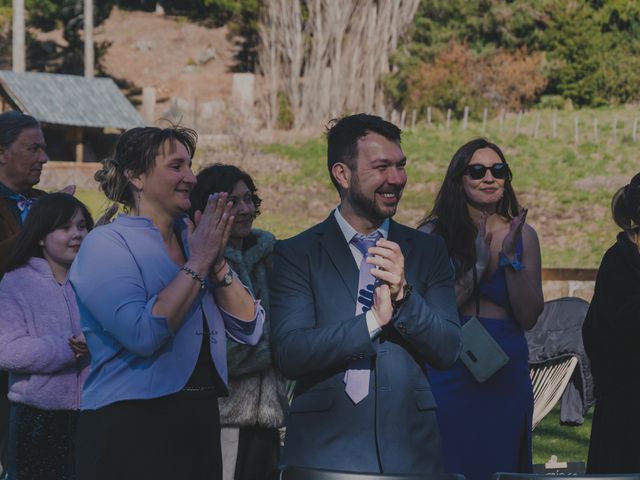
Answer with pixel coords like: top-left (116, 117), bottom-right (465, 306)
top-left (8, 402), bottom-right (78, 480)
top-left (234, 426), bottom-right (280, 480)
top-left (0, 371), bottom-right (9, 476)
top-left (75, 390), bottom-right (221, 480)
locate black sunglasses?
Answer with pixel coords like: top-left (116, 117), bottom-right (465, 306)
top-left (463, 163), bottom-right (511, 180)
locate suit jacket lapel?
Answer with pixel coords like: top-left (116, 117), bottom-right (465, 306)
top-left (316, 214), bottom-right (359, 304)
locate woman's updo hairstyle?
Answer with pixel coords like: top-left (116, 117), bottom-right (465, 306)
top-left (612, 172), bottom-right (640, 231)
top-left (95, 126), bottom-right (198, 210)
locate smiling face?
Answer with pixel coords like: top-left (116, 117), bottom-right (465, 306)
top-left (0, 127), bottom-right (48, 192)
top-left (41, 208), bottom-right (89, 274)
top-left (133, 139), bottom-right (196, 217)
top-left (228, 180), bottom-right (256, 242)
top-left (342, 132), bottom-right (407, 224)
top-left (462, 147), bottom-right (506, 210)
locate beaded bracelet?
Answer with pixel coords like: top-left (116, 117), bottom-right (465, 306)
top-left (181, 265), bottom-right (206, 289)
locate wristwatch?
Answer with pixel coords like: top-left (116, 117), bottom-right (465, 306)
top-left (213, 266), bottom-right (234, 287)
top-left (391, 283), bottom-right (413, 310)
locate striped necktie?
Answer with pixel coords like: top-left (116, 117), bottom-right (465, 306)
top-left (343, 231), bottom-right (382, 404)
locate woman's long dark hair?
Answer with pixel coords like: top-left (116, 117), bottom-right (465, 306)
top-left (420, 138), bottom-right (520, 272)
top-left (4, 193), bottom-right (94, 272)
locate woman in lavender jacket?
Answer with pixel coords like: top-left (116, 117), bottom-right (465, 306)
top-left (69, 126), bottom-right (264, 480)
top-left (0, 193), bottom-right (93, 480)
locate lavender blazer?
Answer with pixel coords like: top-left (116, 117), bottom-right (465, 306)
top-left (69, 215), bottom-right (264, 410)
top-left (0, 258), bottom-right (89, 410)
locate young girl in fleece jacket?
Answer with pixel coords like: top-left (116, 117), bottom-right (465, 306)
top-left (0, 192), bottom-right (93, 480)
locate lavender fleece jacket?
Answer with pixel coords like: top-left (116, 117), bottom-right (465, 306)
top-left (0, 257), bottom-right (89, 410)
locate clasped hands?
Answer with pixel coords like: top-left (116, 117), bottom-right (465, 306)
top-left (68, 333), bottom-right (88, 359)
top-left (366, 239), bottom-right (407, 327)
top-left (184, 192), bottom-right (235, 282)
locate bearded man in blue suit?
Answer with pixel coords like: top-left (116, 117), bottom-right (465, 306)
top-left (270, 114), bottom-right (462, 474)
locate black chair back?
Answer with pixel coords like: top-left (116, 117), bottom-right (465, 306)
top-left (279, 466), bottom-right (466, 480)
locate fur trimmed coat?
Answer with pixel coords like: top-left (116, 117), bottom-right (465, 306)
top-left (218, 229), bottom-right (289, 429)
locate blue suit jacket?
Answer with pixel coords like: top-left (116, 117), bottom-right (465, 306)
top-left (271, 214), bottom-right (462, 474)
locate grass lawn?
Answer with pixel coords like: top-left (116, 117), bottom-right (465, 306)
top-left (75, 106), bottom-right (639, 268)
top-left (533, 405), bottom-right (593, 465)
top-left (258, 107), bottom-right (639, 267)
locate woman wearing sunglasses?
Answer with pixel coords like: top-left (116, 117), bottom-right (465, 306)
top-left (418, 138), bottom-right (543, 480)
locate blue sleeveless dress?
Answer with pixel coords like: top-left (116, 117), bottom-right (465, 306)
top-left (426, 240), bottom-right (533, 480)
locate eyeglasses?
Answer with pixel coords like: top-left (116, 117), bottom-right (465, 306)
top-left (463, 163), bottom-right (511, 180)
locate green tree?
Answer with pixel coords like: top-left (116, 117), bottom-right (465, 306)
top-left (391, 0), bottom-right (640, 109)
top-left (541, 1), bottom-right (605, 105)
top-left (0, 3), bottom-right (10, 70)
top-left (0, 0), bottom-right (116, 74)
top-left (203, 0), bottom-right (260, 72)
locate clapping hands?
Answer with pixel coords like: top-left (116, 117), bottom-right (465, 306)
top-left (184, 192), bottom-right (234, 275)
top-left (501, 208), bottom-right (527, 259)
top-left (475, 211), bottom-right (493, 274)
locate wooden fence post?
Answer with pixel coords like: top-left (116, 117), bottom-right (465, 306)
top-left (193, 96), bottom-right (199, 130)
top-left (411, 109), bottom-right (416, 131)
top-left (463, 106), bottom-right (469, 130)
top-left (391, 109), bottom-right (398, 125)
top-left (142, 86), bottom-right (156, 125)
top-left (427, 107), bottom-right (432, 127)
top-left (400, 109), bottom-right (406, 130)
top-left (534, 112), bottom-right (541, 139)
top-left (446, 109), bottom-right (452, 130)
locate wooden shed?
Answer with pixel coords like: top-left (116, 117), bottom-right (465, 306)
top-left (0, 71), bottom-right (145, 162)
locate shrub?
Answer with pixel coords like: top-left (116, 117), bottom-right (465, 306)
top-left (405, 41), bottom-right (547, 116)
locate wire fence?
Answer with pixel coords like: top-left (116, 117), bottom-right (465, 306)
top-left (388, 106), bottom-right (640, 145)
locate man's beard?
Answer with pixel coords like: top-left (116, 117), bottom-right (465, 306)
top-left (347, 174), bottom-right (399, 223)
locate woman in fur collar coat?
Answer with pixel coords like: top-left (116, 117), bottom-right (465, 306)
top-left (190, 164), bottom-right (289, 480)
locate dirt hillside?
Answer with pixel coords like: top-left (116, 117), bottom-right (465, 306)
top-left (95, 8), bottom-right (236, 107)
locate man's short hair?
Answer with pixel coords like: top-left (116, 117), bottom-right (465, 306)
top-left (326, 113), bottom-right (401, 191)
top-left (0, 111), bottom-right (40, 148)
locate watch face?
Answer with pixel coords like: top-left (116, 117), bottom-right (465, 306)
top-left (223, 271), bottom-right (233, 285)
